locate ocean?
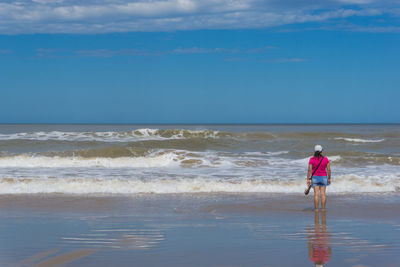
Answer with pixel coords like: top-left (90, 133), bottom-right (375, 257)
top-left (0, 124), bottom-right (399, 195)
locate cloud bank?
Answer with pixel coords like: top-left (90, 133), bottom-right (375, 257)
top-left (0, 0), bottom-right (398, 34)
top-left (34, 46), bottom-right (279, 58)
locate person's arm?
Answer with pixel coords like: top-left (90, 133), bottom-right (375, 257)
top-left (307, 164), bottom-right (313, 186)
top-left (327, 162), bottom-right (331, 185)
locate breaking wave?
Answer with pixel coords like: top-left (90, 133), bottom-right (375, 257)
top-left (0, 129), bottom-right (393, 147)
top-left (0, 153), bottom-right (179, 168)
top-left (0, 150), bottom-right (398, 169)
top-left (0, 125), bottom-right (398, 195)
top-left (334, 137), bottom-right (385, 143)
top-left (0, 129), bottom-right (281, 143)
top-left (0, 129), bottom-right (248, 142)
top-left (0, 129), bottom-right (228, 142)
top-left (0, 174), bottom-right (398, 194)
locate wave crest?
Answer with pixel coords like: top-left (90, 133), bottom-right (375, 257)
top-left (0, 129), bottom-right (230, 142)
top-left (0, 153), bottom-right (178, 168)
top-left (334, 137), bottom-right (385, 143)
top-left (0, 128), bottom-right (279, 142)
top-left (0, 174), bottom-right (398, 194)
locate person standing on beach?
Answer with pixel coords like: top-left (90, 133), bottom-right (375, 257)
top-left (307, 145), bottom-right (331, 211)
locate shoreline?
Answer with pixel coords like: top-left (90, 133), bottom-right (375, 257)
top-left (2, 195), bottom-right (400, 266)
top-left (2, 192), bottom-right (400, 217)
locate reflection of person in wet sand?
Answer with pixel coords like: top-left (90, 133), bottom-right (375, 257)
top-left (308, 211), bottom-right (331, 267)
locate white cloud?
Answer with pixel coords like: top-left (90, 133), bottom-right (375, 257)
top-left (0, 0), bottom-right (397, 34)
top-left (348, 25), bottom-right (400, 32)
top-left (33, 45), bottom-right (277, 58)
top-left (32, 45), bottom-right (280, 58)
top-left (264, 58), bottom-right (306, 63)
top-left (74, 49), bottom-right (159, 57)
top-left (246, 46), bottom-right (277, 53)
top-left (336, 0), bottom-right (374, 4)
top-left (172, 47), bottom-right (239, 54)
top-left (32, 0), bottom-right (64, 4)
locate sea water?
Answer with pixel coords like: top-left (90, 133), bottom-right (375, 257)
top-left (0, 124), bottom-right (399, 195)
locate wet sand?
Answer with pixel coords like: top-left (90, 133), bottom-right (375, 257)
top-left (1, 193), bottom-right (400, 267)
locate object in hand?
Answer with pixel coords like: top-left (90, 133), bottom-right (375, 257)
top-left (304, 183), bottom-right (312, 195)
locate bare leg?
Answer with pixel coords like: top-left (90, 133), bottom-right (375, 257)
top-left (320, 186), bottom-right (327, 210)
top-left (313, 186), bottom-right (320, 211)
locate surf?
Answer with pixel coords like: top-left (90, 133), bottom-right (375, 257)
top-left (0, 174), bottom-right (398, 194)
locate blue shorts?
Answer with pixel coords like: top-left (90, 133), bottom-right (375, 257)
top-left (312, 176), bottom-right (329, 187)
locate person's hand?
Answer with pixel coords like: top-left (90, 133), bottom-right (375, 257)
top-left (328, 178), bottom-right (331, 185)
top-left (307, 179), bottom-right (311, 186)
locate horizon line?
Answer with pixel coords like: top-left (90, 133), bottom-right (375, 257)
top-left (0, 122), bottom-right (399, 126)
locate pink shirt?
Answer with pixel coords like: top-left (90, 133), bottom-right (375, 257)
top-left (309, 156), bottom-right (329, 177)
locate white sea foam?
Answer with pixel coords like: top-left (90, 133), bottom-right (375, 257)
top-left (334, 137), bottom-right (385, 143)
top-left (0, 154), bottom-right (178, 168)
top-left (0, 125), bottom-right (397, 195)
top-left (0, 129), bottom-right (223, 142)
top-left (0, 150), bottom-right (241, 169)
top-left (0, 152), bottom-right (345, 169)
top-left (244, 151), bottom-right (289, 156)
top-left (0, 174), bottom-right (398, 194)
top-left (275, 155), bottom-right (342, 165)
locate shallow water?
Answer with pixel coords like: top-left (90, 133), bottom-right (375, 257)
top-left (1, 194), bottom-right (400, 267)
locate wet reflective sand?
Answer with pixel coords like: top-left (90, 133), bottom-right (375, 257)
top-left (1, 193), bottom-right (400, 267)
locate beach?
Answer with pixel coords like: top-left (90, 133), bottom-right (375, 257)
top-left (0, 124), bottom-right (399, 266)
top-left (2, 0), bottom-right (399, 265)
top-left (2, 193), bottom-right (400, 267)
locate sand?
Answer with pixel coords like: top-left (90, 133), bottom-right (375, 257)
top-left (1, 193), bottom-right (400, 267)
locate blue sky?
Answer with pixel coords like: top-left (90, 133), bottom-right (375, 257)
top-left (0, 0), bottom-right (399, 123)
